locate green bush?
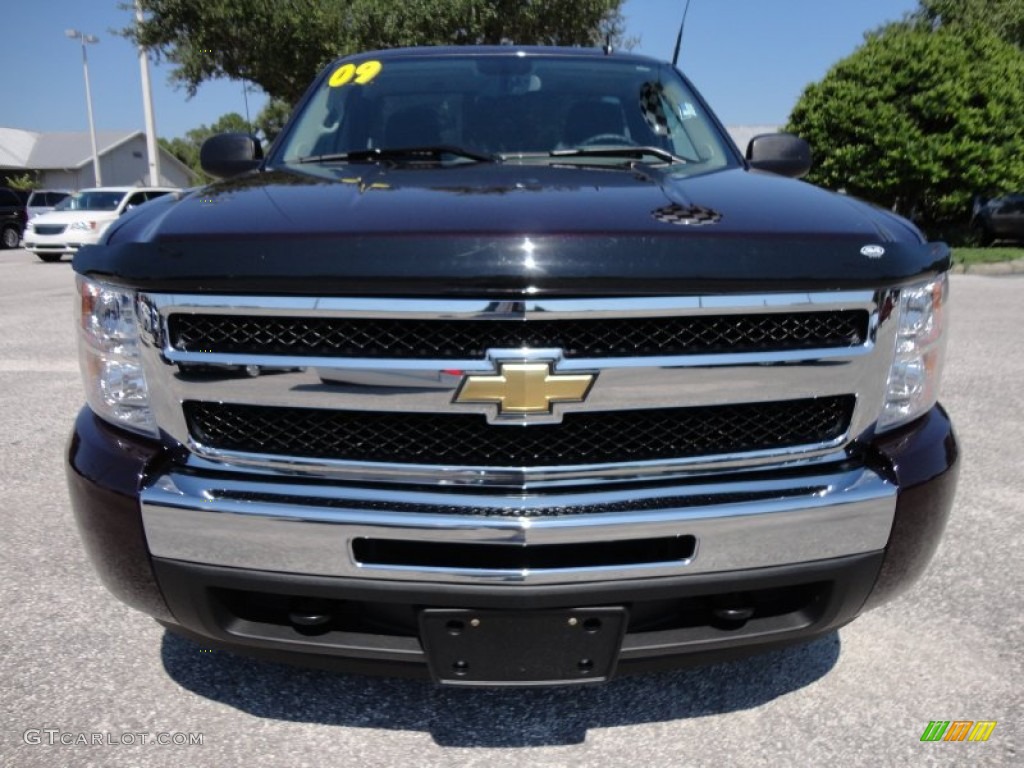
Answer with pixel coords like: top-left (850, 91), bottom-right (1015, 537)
top-left (787, 23), bottom-right (1024, 241)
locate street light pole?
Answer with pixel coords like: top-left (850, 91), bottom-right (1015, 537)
top-left (135, 1), bottom-right (161, 186)
top-left (66, 29), bottom-right (102, 186)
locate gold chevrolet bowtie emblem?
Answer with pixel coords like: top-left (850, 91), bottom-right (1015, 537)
top-left (454, 362), bottom-right (595, 415)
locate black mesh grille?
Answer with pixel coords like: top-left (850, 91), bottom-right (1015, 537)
top-left (184, 397), bottom-right (854, 467)
top-left (169, 311), bottom-right (868, 359)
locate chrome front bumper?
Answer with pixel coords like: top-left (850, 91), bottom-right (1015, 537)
top-left (141, 465), bottom-right (896, 586)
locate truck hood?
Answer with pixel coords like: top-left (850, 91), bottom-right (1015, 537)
top-left (76, 163), bottom-right (949, 296)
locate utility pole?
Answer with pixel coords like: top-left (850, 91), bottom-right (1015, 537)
top-left (136, 1), bottom-right (161, 186)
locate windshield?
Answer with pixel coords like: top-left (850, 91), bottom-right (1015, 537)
top-left (274, 52), bottom-right (735, 172)
top-left (29, 191), bottom-right (69, 207)
top-left (56, 191), bottom-right (125, 212)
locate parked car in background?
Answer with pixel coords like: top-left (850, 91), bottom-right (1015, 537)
top-left (26, 189), bottom-right (71, 220)
top-left (22, 186), bottom-right (177, 262)
top-left (0, 187), bottom-right (30, 249)
top-left (972, 193), bottom-right (1024, 244)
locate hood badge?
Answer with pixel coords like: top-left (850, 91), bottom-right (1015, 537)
top-left (652, 203), bottom-right (722, 226)
top-left (454, 361), bottom-right (595, 420)
top-left (861, 244), bottom-right (886, 259)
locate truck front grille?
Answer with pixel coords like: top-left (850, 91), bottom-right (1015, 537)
top-left (184, 397), bottom-right (854, 467)
top-left (168, 310), bottom-right (868, 359)
top-left (144, 291), bottom-right (885, 483)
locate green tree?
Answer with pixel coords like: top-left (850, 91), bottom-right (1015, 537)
top-left (786, 23), bottom-right (1024, 238)
top-left (4, 172), bottom-right (38, 191)
top-left (160, 112), bottom-right (253, 183)
top-left (255, 99), bottom-right (293, 146)
top-left (917, 0), bottom-right (1024, 47)
top-left (197, 112), bottom-right (252, 137)
top-left (158, 137), bottom-right (199, 176)
top-left (128, 0), bottom-right (625, 105)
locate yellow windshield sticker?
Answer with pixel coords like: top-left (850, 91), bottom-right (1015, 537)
top-left (329, 60), bottom-right (382, 88)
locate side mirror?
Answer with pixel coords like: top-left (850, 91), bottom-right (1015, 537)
top-left (200, 133), bottom-right (263, 178)
top-left (746, 133), bottom-right (812, 179)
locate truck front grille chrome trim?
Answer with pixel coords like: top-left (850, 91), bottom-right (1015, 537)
top-left (211, 485), bottom-right (822, 517)
top-left (137, 289), bottom-right (894, 486)
top-left (140, 467), bottom-right (897, 585)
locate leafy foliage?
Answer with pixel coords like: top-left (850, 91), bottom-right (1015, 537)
top-left (254, 99), bottom-right (293, 146)
top-left (4, 172), bottom-right (38, 191)
top-left (129, 0), bottom-right (625, 104)
top-left (159, 112), bottom-right (252, 183)
top-left (916, 0), bottom-right (1024, 47)
top-left (786, 23), bottom-right (1024, 238)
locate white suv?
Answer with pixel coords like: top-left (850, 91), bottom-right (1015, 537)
top-left (22, 187), bottom-right (176, 262)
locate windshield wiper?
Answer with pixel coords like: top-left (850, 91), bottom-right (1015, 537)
top-left (549, 145), bottom-right (686, 164)
top-left (295, 146), bottom-right (499, 165)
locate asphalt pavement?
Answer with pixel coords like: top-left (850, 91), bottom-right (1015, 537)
top-left (0, 248), bottom-right (1019, 767)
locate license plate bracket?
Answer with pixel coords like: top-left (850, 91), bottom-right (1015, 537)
top-left (419, 607), bottom-right (628, 686)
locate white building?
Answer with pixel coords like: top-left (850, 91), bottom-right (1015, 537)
top-left (0, 127), bottom-right (194, 190)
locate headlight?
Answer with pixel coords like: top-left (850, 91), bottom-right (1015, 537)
top-left (69, 220), bottom-right (97, 231)
top-left (878, 273), bottom-right (948, 431)
top-left (76, 275), bottom-right (157, 437)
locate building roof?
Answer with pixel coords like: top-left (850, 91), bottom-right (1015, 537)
top-left (1, 126), bottom-right (197, 184)
top-left (0, 127), bottom-right (38, 168)
top-left (28, 131), bottom-right (139, 169)
top-left (1, 127), bottom-right (140, 169)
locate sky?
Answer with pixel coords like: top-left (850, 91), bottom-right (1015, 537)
top-left (1, 0), bottom-right (920, 141)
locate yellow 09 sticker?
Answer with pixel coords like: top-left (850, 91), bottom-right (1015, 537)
top-left (329, 60), bottom-right (383, 88)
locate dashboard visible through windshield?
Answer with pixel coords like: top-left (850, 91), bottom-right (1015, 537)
top-left (274, 52), bottom-right (736, 173)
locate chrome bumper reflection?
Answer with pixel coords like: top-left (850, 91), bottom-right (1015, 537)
top-left (141, 467), bottom-right (896, 585)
